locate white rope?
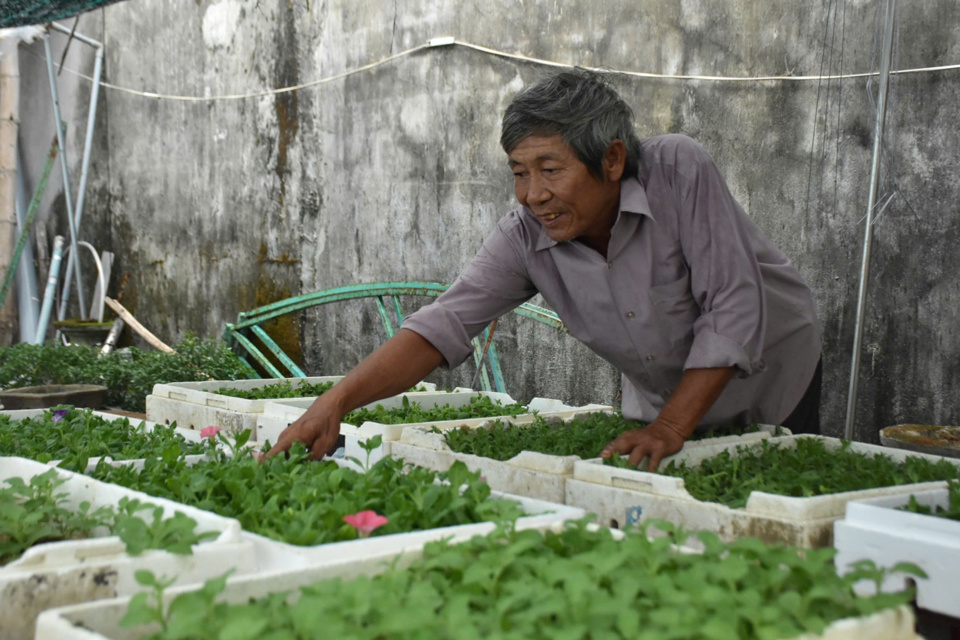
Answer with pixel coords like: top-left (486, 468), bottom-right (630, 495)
top-left (48, 35), bottom-right (960, 103)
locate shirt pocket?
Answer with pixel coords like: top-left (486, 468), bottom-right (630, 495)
top-left (647, 271), bottom-right (699, 348)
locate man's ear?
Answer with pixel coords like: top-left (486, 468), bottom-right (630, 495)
top-left (603, 140), bottom-right (627, 182)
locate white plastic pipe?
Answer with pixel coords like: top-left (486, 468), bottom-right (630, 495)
top-left (34, 235), bottom-right (65, 344)
top-left (59, 241), bottom-right (106, 323)
top-left (15, 147), bottom-right (39, 343)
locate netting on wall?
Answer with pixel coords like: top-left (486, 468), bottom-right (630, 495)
top-left (1, 0), bottom-right (128, 28)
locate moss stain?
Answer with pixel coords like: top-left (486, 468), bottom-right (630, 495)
top-left (257, 241), bottom-right (300, 265)
top-left (273, 1), bottom-right (300, 205)
top-left (255, 275), bottom-right (302, 368)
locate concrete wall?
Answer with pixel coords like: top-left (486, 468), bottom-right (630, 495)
top-left (17, 0), bottom-right (960, 441)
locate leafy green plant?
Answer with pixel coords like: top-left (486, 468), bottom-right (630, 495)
top-left (901, 479), bottom-right (960, 521)
top-left (213, 380), bottom-right (336, 400)
top-left (0, 334), bottom-right (252, 412)
top-left (89, 432), bottom-right (524, 547)
top-left (0, 470), bottom-right (216, 566)
top-left (443, 412), bottom-right (764, 461)
top-left (659, 438), bottom-right (960, 508)
top-left (212, 382), bottom-right (433, 400)
top-left (343, 395), bottom-right (528, 427)
top-left (123, 520), bottom-right (923, 640)
top-left (0, 406), bottom-right (207, 471)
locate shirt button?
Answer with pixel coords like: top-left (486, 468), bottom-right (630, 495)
top-left (625, 311), bottom-right (635, 319)
top-left (645, 355), bottom-right (655, 361)
top-left (606, 262), bottom-right (613, 269)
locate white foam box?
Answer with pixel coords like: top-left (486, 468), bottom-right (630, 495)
top-left (239, 455), bottom-right (585, 571)
top-left (565, 434), bottom-right (960, 547)
top-left (35, 519), bottom-right (921, 640)
top-left (345, 395), bottom-right (612, 468)
top-left (834, 487), bottom-right (960, 617)
top-left (0, 457), bottom-right (255, 640)
top-left (390, 414), bottom-right (781, 505)
top-left (145, 375), bottom-right (352, 438)
top-left (253, 390), bottom-right (573, 450)
top-left (0, 409), bottom-right (207, 472)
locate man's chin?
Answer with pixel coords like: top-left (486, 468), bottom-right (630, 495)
top-left (544, 229), bottom-right (574, 243)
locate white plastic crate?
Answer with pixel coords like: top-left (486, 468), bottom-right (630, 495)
top-left (145, 376), bottom-right (349, 438)
top-left (566, 435), bottom-right (960, 547)
top-left (390, 414), bottom-right (783, 504)
top-left (254, 389), bottom-right (549, 449)
top-left (834, 487), bottom-right (960, 617)
top-left (0, 457), bottom-right (255, 640)
top-left (0, 409), bottom-right (206, 472)
top-left (35, 519), bottom-right (920, 640)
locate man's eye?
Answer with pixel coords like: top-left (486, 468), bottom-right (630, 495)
top-left (513, 172), bottom-right (527, 179)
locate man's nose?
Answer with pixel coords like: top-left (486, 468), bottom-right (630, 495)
top-left (525, 174), bottom-right (550, 206)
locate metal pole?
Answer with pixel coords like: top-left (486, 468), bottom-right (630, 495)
top-left (60, 42), bottom-right (103, 320)
top-left (844, 0), bottom-right (898, 440)
top-left (69, 46), bottom-right (102, 261)
top-left (43, 35), bottom-right (87, 317)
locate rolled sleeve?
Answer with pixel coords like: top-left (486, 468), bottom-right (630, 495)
top-left (401, 301), bottom-right (476, 369)
top-left (684, 330), bottom-right (764, 375)
top-left (402, 215), bottom-right (537, 369)
top-left (675, 139), bottom-right (766, 376)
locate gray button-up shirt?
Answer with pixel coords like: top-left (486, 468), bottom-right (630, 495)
top-left (403, 134), bottom-right (821, 426)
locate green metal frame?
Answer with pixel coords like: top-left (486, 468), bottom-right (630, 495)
top-left (222, 281), bottom-right (566, 393)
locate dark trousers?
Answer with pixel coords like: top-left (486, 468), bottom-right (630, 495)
top-left (780, 358), bottom-right (822, 435)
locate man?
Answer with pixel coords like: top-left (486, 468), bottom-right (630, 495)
top-left (266, 69), bottom-right (822, 471)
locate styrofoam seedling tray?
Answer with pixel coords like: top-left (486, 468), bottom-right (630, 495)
top-left (237, 455), bottom-right (585, 571)
top-left (254, 390), bottom-right (526, 448)
top-left (387, 413), bottom-right (783, 504)
top-left (342, 397), bottom-right (612, 465)
top-left (150, 376), bottom-right (350, 411)
top-left (0, 457), bottom-right (255, 640)
top-left (0, 409), bottom-right (211, 472)
top-left (146, 376), bottom-right (353, 438)
top-left (150, 377), bottom-right (437, 415)
top-left (834, 487), bottom-right (960, 617)
top-left (344, 396), bottom-right (611, 467)
top-left (35, 518), bottom-right (921, 640)
top-left (565, 435), bottom-right (960, 547)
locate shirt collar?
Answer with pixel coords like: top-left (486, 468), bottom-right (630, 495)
top-left (532, 176), bottom-right (652, 252)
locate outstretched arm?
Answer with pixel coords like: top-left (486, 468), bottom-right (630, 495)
top-left (263, 328), bottom-right (445, 460)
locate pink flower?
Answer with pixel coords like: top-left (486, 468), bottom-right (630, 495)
top-left (479, 475), bottom-right (487, 483)
top-left (200, 426), bottom-right (221, 439)
top-left (343, 510), bottom-right (389, 537)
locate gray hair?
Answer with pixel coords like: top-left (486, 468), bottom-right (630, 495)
top-left (500, 69), bottom-right (643, 180)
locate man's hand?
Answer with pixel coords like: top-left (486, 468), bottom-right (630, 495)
top-left (600, 420), bottom-right (687, 472)
top-left (602, 366), bottom-right (737, 472)
top-left (259, 329), bottom-right (447, 463)
top-left (262, 402), bottom-right (342, 461)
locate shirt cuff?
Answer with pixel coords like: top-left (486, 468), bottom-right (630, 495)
top-left (401, 302), bottom-right (474, 369)
top-left (683, 330), bottom-right (764, 377)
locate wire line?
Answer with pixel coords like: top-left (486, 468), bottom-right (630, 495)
top-left (46, 35), bottom-right (960, 103)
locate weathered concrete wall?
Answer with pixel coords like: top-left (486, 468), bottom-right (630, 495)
top-left (20, 0), bottom-right (960, 441)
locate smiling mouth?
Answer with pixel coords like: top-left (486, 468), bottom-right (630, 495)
top-left (539, 212), bottom-right (563, 222)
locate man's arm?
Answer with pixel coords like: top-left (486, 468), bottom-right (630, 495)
top-left (600, 366), bottom-right (735, 471)
top-left (263, 329), bottom-right (445, 460)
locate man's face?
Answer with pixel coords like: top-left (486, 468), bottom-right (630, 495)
top-left (508, 135), bottom-right (622, 251)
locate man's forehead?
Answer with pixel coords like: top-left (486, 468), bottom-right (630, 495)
top-left (507, 135), bottom-right (571, 165)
